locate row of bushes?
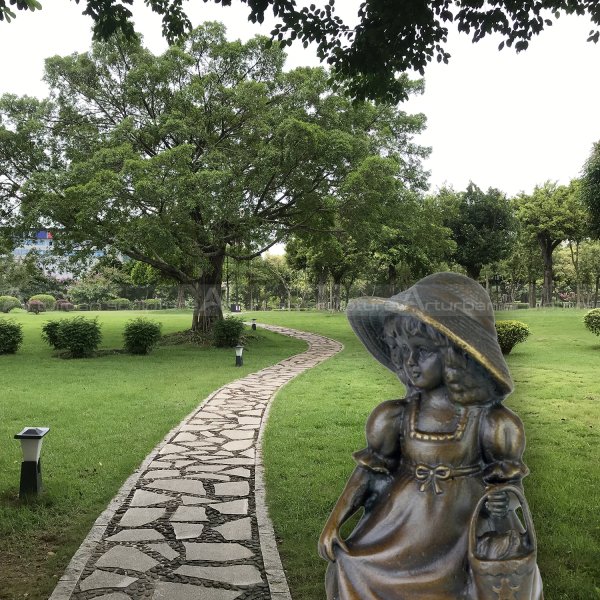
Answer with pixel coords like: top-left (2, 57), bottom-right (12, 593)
top-left (0, 315), bottom-right (247, 357)
top-left (0, 317), bottom-right (162, 357)
top-left (0, 294), bottom-right (167, 313)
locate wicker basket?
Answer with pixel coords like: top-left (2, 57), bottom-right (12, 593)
top-left (468, 485), bottom-right (538, 599)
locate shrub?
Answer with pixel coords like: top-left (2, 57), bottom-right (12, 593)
top-left (48, 317), bottom-right (102, 358)
top-left (495, 320), bottom-right (531, 355)
top-left (0, 295), bottom-right (21, 313)
top-left (75, 303), bottom-right (89, 311)
top-left (41, 320), bottom-right (65, 350)
top-left (29, 294), bottom-right (56, 311)
top-left (515, 302), bottom-right (530, 309)
top-left (123, 317), bottom-right (162, 355)
top-left (57, 300), bottom-right (74, 311)
top-left (213, 316), bottom-right (245, 347)
top-left (111, 298), bottom-right (132, 309)
top-left (143, 298), bottom-right (162, 309)
top-left (0, 319), bottom-right (23, 354)
top-left (583, 308), bottom-right (600, 337)
top-left (27, 300), bottom-right (45, 314)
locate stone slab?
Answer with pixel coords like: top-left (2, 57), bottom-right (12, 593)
top-left (184, 542), bottom-right (253, 562)
top-left (130, 489), bottom-right (172, 507)
top-left (96, 545), bottom-right (158, 572)
top-left (222, 439), bottom-right (254, 452)
top-left (79, 570), bottom-right (137, 591)
top-left (142, 469), bottom-right (181, 479)
top-left (170, 506), bottom-right (208, 522)
top-left (106, 529), bottom-right (165, 542)
top-left (152, 582), bottom-right (241, 600)
top-left (208, 499), bottom-right (248, 515)
top-left (222, 430), bottom-right (255, 440)
top-left (213, 517), bottom-right (252, 541)
top-left (148, 479), bottom-right (206, 495)
top-left (146, 542), bottom-right (179, 561)
top-left (172, 523), bottom-right (204, 540)
top-left (221, 467), bottom-right (251, 478)
top-left (174, 564), bottom-right (263, 586)
top-left (120, 507), bottom-right (166, 527)
top-left (213, 481), bottom-right (250, 497)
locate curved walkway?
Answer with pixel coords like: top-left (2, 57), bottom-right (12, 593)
top-left (50, 324), bottom-right (342, 600)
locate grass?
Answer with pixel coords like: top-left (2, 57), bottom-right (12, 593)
top-left (254, 309), bottom-right (600, 600)
top-left (0, 309), bottom-right (306, 600)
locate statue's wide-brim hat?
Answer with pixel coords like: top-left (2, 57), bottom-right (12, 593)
top-left (347, 272), bottom-right (513, 394)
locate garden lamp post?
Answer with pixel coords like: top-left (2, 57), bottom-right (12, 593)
top-left (251, 318), bottom-right (257, 331)
top-left (14, 427), bottom-right (49, 498)
top-left (235, 344), bottom-right (244, 367)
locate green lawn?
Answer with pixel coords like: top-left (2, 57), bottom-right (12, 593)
top-left (0, 310), bottom-right (306, 600)
top-left (254, 309), bottom-right (600, 600)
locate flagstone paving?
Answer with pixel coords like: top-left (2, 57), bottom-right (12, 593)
top-left (50, 324), bottom-right (342, 600)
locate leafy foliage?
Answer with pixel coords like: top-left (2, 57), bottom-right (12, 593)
top-left (0, 318), bottom-right (23, 353)
top-left (44, 316), bottom-right (102, 358)
top-left (3, 1), bottom-right (600, 101)
top-left (0, 294), bottom-right (20, 312)
top-left (123, 317), bottom-right (162, 354)
top-left (495, 320), bottom-right (531, 355)
top-left (1, 24), bottom-right (427, 331)
top-left (27, 299), bottom-right (44, 313)
top-left (41, 320), bottom-right (64, 349)
top-left (437, 183), bottom-right (516, 280)
top-left (581, 141), bottom-right (600, 237)
top-left (213, 316), bottom-right (245, 348)
top-left (28, 293), bottom-right (56, 310)
top-left (583, 308), bottom-right (600, 337)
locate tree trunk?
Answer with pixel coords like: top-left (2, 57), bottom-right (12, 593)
top-left (387, 264), bottom-right (397, 296)
top-left (176, 284), bottom-right (186, 309)
top-left (332, 280), bottom-right (342, 311)
top-left (538, 235), bottom-right (557, 307)
top-left (528, 281), bottom-right (536, 308)
top-left (595, 274), bottom-right (600, 308)
top-left (191, 254), bottom-right (225, 333)
top-left (317, 270), bottom-right (327, 310)
top-left (467, 266), bottom-right (482, 281)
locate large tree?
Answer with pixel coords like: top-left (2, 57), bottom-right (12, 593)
top-left (581, 140), bottom-right (600, 237)
top-left (435, 183), bottom-right (516, 280)
top-left (2, 0), bottom-right (600, 102)
top-left (514, 180), bottom-right (587, 306)
top-left (0, 24), bottom-right (427, 331)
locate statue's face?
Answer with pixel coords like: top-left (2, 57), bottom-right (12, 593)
top-left (400, 335), bottom-right (443, 391)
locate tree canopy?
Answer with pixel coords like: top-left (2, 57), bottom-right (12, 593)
top-left (0, 23), bottom-right (428, 330)
top-left (581, 140), bottom-right (600, 237)
top-left (2, 0), bottom-right (600, 101)
top-left (436, 183), bottom-right (516, 280)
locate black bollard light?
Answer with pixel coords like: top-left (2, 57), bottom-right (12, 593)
top-left (14, 427), bottom-right (49, 498)
top-left (235, 344), bottom-right (244, 367)
top-left (251, 319), bottom-right (257, 331)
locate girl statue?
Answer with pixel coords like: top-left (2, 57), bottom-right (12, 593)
top-left (319, 273), bottom-right (543, 599)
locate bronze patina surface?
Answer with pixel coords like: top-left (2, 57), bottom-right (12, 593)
top-left (319, 272), bottom-right (543, 599)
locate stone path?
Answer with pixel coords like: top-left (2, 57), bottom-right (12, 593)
top-left (50, 324), bottom-right (342, 600)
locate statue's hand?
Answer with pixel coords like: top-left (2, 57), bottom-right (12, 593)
top-left (486, 490), bottom-right (510, 519)
top-left (318, 524), bottom-right (349, 562)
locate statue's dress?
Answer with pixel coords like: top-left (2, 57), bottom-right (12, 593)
top-left (325, 396), bottom-right (543, 600)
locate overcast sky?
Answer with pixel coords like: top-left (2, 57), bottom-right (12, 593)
top-left (1, 0), bottom-right (599, 197)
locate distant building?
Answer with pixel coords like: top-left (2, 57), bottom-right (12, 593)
top-left (12, 231), bottom-right (104, 279)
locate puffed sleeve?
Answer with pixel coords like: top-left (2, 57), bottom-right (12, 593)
top-left (352, 398), bottom-right (406, 474)
top-left (480, 404), bottom-right (530, 484)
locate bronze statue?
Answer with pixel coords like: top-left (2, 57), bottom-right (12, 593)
top-left (319, 272), bottom-right (543, 599)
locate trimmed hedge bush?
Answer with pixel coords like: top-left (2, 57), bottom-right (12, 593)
top-left (123, 317), bottom-right (162, 354)
top-left (29, 294), bottom-right (56, 310)
top-left (56, 300), bottom-right (75, 311)
top-left (110, 298), bottom-right (132, 309)
top-left (213, 316), bottom-right (245, 347)
top-left (28, 300), bottom-right (45, 314)
top-left (143, 299), bottom-right (162, 309)
top-left (42, 316), bottom-right (102, 358)
top-left (0, 295), bottom-right (21, 313)
top-left (0, 319), bottom-right (23, 354)
top-left (495, 320), bottom-right (531, 355)
top-left (41, 320), bottom-right (65, 350)
top-left (583, 308), bottom-right (600, 337)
